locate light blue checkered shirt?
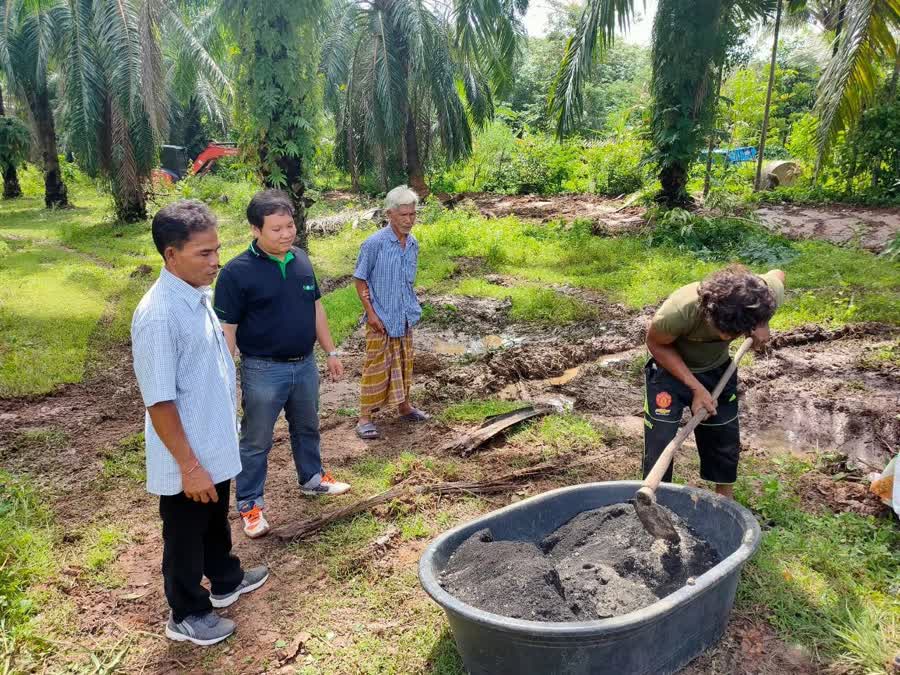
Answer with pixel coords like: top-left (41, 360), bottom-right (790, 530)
top-left (131, 268), bottom-right (240, 496)
top-left (353, 226), bottom-right (421, 338)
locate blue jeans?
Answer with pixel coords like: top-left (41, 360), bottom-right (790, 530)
top-left (236, 355), bottom-right (322, 512)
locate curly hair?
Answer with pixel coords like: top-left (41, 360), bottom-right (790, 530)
top-left (698, 265), bottom-right (776, 336)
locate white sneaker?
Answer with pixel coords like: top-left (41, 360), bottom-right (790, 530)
top-left (239, 504), bottom-right (270, 539)
top-left (301, 472), bottom-right (351, 496)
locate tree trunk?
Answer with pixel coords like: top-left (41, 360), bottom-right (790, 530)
top-left (260, 144), bottom-right (310, 251)
top-left (0, 84), bottom-right (22, 199)
top-left (404, 107), bottom-right (429, 198)
top-left (28, 85), bottom-right (69, 209)
top-left (755, 0), bottom-right (782, 192)
top-left (657, 164), bottom-right (689, 206)
top-left (703, 66), bottom-right (725, 199)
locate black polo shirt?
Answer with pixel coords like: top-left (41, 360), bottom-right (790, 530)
top-left (213, 240), bottom-right (321, 358)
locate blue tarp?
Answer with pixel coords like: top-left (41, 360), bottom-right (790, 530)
top-left (700, 146), bottom-right (758, 164)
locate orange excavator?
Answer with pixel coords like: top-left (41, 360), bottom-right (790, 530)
top-left (152, 142), bottom-right (239, 184)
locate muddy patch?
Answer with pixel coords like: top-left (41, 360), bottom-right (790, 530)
top-left (440, 503), bottom-right (719, 622)
top-left (756, 204), bottom-right (900, 253)
top-left (447, 193), bottom-right (647, 233)
top-left (742, 334), bottom-right (899, 471)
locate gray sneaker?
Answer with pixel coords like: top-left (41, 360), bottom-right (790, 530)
top-left (210, 565), bottom-right (269, 608)
top-left (165, 611), bottom-right (235, 646)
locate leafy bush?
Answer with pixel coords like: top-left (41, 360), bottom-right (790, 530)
top-left (570, 135), bottom-right (650, 196)
top-left (648, 208), bottom-right (797, 266)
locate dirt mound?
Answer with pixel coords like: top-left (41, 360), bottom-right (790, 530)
top-left (756, 204), bottom-right (900, 253)
top-left (449, 193), bottom-right (647, 233)
top-left (768, 322), bottom-right (896, 350)
top-left (440, 504), bottom-right (720, 622)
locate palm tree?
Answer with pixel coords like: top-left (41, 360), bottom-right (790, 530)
top-left (60, 0), bottom-right (230, 222)
top-left (550, 0), bottom-right (772, 205)
top-left (0, 0), bottom-right (69, 208)
top-left (322, 0), bottom-right (525, 196)
top-left (813, 0), bottom-right (899, 172)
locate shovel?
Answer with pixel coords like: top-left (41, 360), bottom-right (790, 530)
top-left (634, 337), bottom-right (755, 543)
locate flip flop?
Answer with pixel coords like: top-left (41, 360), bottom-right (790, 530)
top-left (355, 422), bottom-right (379, 440)
top-left (400, 409), bottom-right (430, 423)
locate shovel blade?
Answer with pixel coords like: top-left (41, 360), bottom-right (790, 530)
top-left (633, 495), bottom-right (681, 543)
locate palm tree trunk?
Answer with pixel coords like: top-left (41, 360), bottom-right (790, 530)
top-left (28, 85), bottom-right (69, 209)
top-left (755, 0), bottom-right (782, 192)
top-left (0, 84), bottom-right (22, 199)
top-left (404, 107), bottom-right (428, 198)
top-left (703, 65), bottom-right (725, 198)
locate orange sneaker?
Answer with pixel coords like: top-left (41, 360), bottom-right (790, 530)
top-left (239, 504), bottom-right (270, 539)
top-left (301, 471), bottom-right (351, 496)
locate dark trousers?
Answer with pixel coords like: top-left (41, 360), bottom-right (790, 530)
top-left (159, 479), bottom-right (244, 622)
top-left (642, 359), bottom-right (741, 485)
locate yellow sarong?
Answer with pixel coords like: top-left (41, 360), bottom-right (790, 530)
top-left (360, 325), bottom-right (413, 415)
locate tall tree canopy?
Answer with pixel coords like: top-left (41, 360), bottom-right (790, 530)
top-left (322, 0), bottom-right (527, 195)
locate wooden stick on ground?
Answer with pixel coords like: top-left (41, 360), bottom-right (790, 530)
top-left (274, 457), bottom-right (604, 542)
top-left (440, 405), bottom-right (554, 457)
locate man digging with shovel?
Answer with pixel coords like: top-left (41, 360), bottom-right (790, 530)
top-left (642, 265), bottom-right (786, 502)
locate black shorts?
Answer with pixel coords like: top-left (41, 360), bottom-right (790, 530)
top-left (642, 358), bottom-right (740, 485)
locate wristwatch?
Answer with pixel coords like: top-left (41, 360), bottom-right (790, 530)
top-left (327, 351), bottom-right (339, 358)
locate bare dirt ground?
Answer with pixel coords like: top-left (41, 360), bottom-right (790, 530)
top-left (750, 205), bottom-right (899, 253)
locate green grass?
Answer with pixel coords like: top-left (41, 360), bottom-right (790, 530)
top-left (321, 284), bottom-right (364, 346)
top-left (735, 457), bottom-right (900, 672)
top-left (0, 241), bottom-right (125, 396)
top-left (514, 413), bottom-right (606, 454)
top-left (453, 278), bottom-right (596, 324)
top-left (857, 341), bottom-right (900, 370)
top-left (438, 399), bottom-right (528, 423)
top-left (0, 472), bottom-right (56, 637)
top-left (82, 526), bottom-right (128, 587)
top-left (100, 433), bottom-right (145, 484)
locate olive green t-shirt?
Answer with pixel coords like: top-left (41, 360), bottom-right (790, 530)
top-left (650, 271), bottom-right (785, 372)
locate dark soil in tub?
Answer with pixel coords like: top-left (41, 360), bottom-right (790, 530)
top-left (439, 503), bottom-right (721, 622)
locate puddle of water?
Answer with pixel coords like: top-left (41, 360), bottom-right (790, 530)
top-left (434, 341), bottom-right (468, 356)
top-left (548, 367), bottom-right (581, 386)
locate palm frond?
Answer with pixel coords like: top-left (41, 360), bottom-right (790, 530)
top-left (815, 0), bottom-right (899, 167)
top-left (60, 0), bottom-right (104, 171)
top-left (138, 0), bottom-right (167, 143)
top-left (548, 0), bottom-right (638, 138)
top-left (453, 0), bottom-right (527, 95)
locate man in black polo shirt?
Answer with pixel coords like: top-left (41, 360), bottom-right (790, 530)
top-left (214, 190), bottom-right (351, 539)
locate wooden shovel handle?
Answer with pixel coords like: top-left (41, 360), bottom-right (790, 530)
top-left (641, 337), bottom-right (755, 495)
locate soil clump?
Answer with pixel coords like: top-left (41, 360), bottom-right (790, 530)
top-left (440, 503), bottom-right (720, 622)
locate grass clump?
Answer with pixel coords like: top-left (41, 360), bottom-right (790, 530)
top-left (0, 472), bottom-right (55, 635)
top-left (735, 460), bottom-right (900, 672)
top-left (83, 526), bottom-right (128, 586)
top-left (454, 278), bottom-right (595, 324)
top-left (439, 399), bottom-right (528, 424)
top-left (515, 414), bottom-right (605, 454)
top-left (101, 433), bottom-right (145, 484)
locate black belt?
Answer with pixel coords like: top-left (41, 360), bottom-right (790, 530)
top-left (246, 353), bottom-right (310, 363)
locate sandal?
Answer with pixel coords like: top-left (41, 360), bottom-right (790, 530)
top-left (355, 422), bottom-right (380, 440)
top-left (400, 409), bottom-right (430, 423)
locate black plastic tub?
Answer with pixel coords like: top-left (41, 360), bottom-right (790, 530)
top-left (419, 481), bottom-right (761, 675)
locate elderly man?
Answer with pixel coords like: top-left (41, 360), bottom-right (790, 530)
top-left (353, 185), bottom-right (429, 440)
top-left (131, 200), bottom-right (267, 646)
top-left (644, 265), bottom-right (786, 499)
